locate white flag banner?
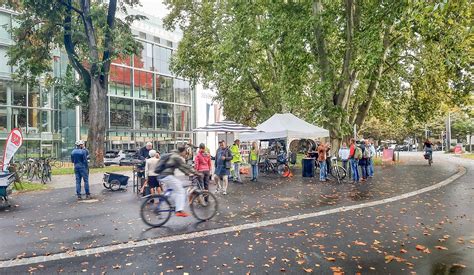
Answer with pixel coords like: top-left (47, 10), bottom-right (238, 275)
top-left (2, 128), bottom-right (23, 171)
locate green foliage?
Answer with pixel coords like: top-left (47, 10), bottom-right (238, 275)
top-left (164, 0), bottom-right (472, 142)
top-left (55, 65), bottom-right (89, 109)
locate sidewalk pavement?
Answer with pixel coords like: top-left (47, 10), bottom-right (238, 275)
top-left (47, 169), bottom-right (134, 189)
top-left (0, 152), bottom-right (461, 261)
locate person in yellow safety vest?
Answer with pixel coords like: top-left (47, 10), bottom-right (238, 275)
top-left (230, 139), bottom-right (243, 183)
top-left (249, 141), bottom-right (259, 182)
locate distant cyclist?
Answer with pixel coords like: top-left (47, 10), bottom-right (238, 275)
top-left (423, 139), bottom-right (433, 162)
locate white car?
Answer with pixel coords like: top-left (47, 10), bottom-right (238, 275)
top-left (104, 150), bottom-right (125, 166)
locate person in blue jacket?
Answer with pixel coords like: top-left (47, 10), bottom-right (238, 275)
top-left (71, 140), bottom-right (90, 200)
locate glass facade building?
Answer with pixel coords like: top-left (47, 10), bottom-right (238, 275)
top-left (0, 8), bottom-right (195, 159)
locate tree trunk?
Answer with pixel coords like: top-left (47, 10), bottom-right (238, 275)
top-left (328, 124), bottom-right (342, 156)
top-left (87, 78), bottom-right (107, 167)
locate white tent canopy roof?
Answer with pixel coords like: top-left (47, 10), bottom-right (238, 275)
top-left (240, 113), bottom-right (329, 141)
top-left (193, 120), bottom-right (257, 133)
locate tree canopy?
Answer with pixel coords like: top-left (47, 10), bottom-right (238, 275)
top-left (164, 0), bottom-right (472, 148)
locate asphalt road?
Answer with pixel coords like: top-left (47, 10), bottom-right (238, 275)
top-left (1, 152), bottom-right (473, 274)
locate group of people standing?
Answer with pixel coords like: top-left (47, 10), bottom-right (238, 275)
top-left (311, 138), bottom-right (376, 183)
top-left (340, 138), bottom-right (376, 183)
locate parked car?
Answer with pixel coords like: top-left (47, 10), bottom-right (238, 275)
top-left (395, 144), bottom-right (409, 151)
top-left (119, 150), bottom-right (140, 166)
top-left (104, 150), bottom-right (123, 166)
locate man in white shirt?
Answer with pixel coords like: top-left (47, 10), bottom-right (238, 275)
top-left (338, 142), bottom-right (350, 173)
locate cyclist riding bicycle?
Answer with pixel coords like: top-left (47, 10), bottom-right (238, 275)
top-left (423, 139), bottom-right (433, 162)
top-left (156, 146), bottom-right (197, 217)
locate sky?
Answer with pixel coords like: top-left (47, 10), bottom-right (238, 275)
top-left (136, 0), bottom-right (170, 19)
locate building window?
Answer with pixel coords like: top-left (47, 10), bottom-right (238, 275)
top-left (28, 86), bottom-right (40, 108)
top-left (175, 79), bottom-right (191, 105)
top-left (11, 108), bottom-right (27, 130)
top-left (0, 46), bottom-right (11, 75)
top-left (153, 45), bottom-right (171, 75)
top-left (109, 65), bottom-right (132, 97)
top-left (133, 70), bottom-right (154, 99)
top-left (40, 87), bottom-right (51, 108)
top-left (135, 41), bottom-right (153, 71)
top-left (0, 80), bottom-right (10, 105)
top-left (12, 83), bottom-right (27, 106)
top-left (175, 105), bottom-right (191, 132)
top-left (156, 103), bottom-right (173, 131)
top-left (134, 100), bottom-right (154, 130)
top-left (0, 107), bottom-right (8, 133)
top-left (29, 109), bottom-right (51, 133)
top-left (109, 97), bottom-right (133, 128)
top-left (156, 75), bottom-right (173, 102)
top-left (0, 12), bottom-right (11, 43)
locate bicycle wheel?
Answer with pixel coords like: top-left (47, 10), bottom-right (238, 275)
top-left (140, 195), bottom-right (173, 227)
top-left (190, 191), bottom-right (218, 221)
top-left (277, 164), bottom-right (287, 175)
top-left (109, 179), bottom-right (121, 191)
top-left (331, 165), bottom-right (347, 180)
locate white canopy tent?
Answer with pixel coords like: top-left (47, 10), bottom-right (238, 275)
top-left (240, 113), bottom-right (329, 143)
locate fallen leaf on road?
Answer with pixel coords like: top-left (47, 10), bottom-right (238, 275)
top-left (415, 245), bottom-right (426, 251)
top-left (112, 264), bottom-right (121, 269)
top-left (452, 263), bottom-right (466, 268)
top-left (325, 257), bottom-right (336, 262)
top-left (434, 246), bottom-right (448, 250)
top-left (303, 268), bottom-right (313, 273)
top-left (176, 265), bottom-right (183, 269)
top-left (400, 249), bottom-right (408, 253)
top-left (385, 255), bottom-right (395, 263)
top-left (40, 237), bottom-right (48, 241)
top-left (354, 241), bottom-right (367, 246)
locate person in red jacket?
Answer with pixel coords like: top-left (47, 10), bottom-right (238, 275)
top-left (194, 143), bottom-right (212, 193)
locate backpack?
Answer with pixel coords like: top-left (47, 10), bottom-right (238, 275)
top-left (363, 146), bottom-right (371, 159)
top-left (354, 146), bottom-right (362, 160)
top-left (154, 153), bottom-right (173, 174)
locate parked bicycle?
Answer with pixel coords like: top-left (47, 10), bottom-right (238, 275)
top-left (259, 153), bottom-right (289, 176)
top-left (140, 175), bottom-right (218, 227)
top-left (23, 158), bottom-right (52, 184)
top-left (329, 157), bottom-right (347, 184)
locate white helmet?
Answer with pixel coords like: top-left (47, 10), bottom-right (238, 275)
top-left (75, 140), bottom-right (84, 146)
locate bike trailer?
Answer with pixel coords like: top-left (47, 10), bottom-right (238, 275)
top-left (103, 172), bottom-right (129, 191)
top-left (0, 172), bottom-right (15, 206)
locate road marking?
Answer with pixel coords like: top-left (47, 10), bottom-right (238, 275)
top-left (0, 166), bottom-right (466, 268)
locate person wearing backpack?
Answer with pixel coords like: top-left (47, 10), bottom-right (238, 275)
top-left (154, 146), bottom-right (197, 217)
top-left (349, 138), bottom-right (360, 183)
top-left (359, 139), bottom-right (370, 181)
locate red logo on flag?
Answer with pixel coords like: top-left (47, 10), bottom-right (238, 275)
top-left (11, 132), bottom-right (21, 146)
